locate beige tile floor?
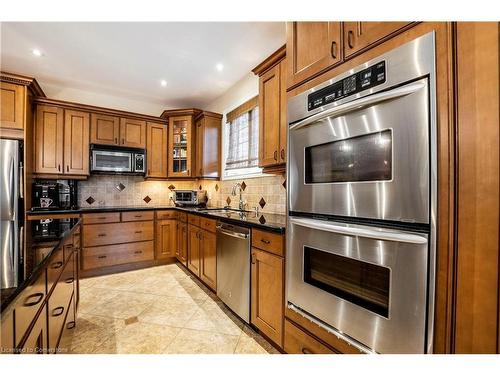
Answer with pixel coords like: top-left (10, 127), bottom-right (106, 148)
top-left (66, 264), bottom-right (279, 354)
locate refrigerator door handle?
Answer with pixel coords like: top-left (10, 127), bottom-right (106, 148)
top-left (19, 161), bottom-right (24, 199)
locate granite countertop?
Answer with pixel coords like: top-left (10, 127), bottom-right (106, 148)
top-left (0, 219), bottom-right (80, 313)
top-left (27, 206), bottom-right (286, 233)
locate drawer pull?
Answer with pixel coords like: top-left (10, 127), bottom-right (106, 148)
top-left (260, 239), bottom-right (271, 244)
top-left (23, 292), bottom-right (44, 307)
top-left (134, 250), bottom-right (143, 254)
top-left (98, 255), bottom-right (107, 259)
top-left (97, 216), bottom-right (107, 220)
top-left (65, 277), bottom-right (75, 284)
top-left (97, 233), bottom-right (106, 237)
top-left (51, 261), bottom-right (63, 269)
top-left (66, 321), bottom-right (76, 329)
top-left (52, 306), bottom-right (65, 317)
top-left (135, 231), bottom-right (142, 234)
top-left (301, 347), bottom-right (313, 354)
top-left (134, 215), bottom-right (143, 218)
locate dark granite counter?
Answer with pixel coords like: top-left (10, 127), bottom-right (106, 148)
top-left (0, 219), bottom-right (80, 313)
top-left (27, 206), bottom-right (286, 233)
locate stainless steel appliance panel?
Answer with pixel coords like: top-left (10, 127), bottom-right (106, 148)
top-left (287, 217), bottom-right (429, 353)
top-left (216, 222), bottom-right (250, 323)
top-left (91, 150), bottom-right (133, 172)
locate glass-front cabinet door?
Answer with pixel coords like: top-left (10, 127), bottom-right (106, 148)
top-left (168, 115), bottom-right (193, 177)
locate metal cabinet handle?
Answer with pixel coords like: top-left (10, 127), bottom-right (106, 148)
top-left (66, 165), bottom-right (69, 172)
top-left (66, 321), bottom-right (76, 329)
top-left (280, 149), bottom-right (285, 160)
top-left (58, 164), bottom-right (61, 172)
top-left (51, 261), bottom-right (63, 269)
top-left (135, 230), bottom-right (142, 234)
top-left (122, 138), bottom-right (124, 145)
top-left (331, 41), bottom-right (338, 58)
top-left (251, 253), bottom-right (256, 264)
top-left (260, 239), bottom-right (271, 244)
top-left (273, 150), bottom-right (278, 161)
top-left (134, 250), bottom-right (143, 254)
top-left (65, 277), bottom-right (75, 284)
top-left (52, 306), bottom-right (65, 317)
top-left (347, 30), bottom-right (354, 49)
top-left (98, 255), bottom-right (107, 259)
top-left (115, 137), bottom-right (118, 144)
top-left (301, 347), bottom-right (313, 354)
top-left (23, 292), bottom-right (44, 307)
top-left (98, 216), bottom-right (107, 220)
top-left (134, 215), bottom-right (143, 218)
top-left (97, 233), bottom-right (106, 237)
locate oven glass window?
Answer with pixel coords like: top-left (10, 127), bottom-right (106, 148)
top-left (94, 153), bottom-right (131, 170)
top-left (304, 130), bottom-right (392, 184)
top-left (303, 246), bottom-right (390, 317)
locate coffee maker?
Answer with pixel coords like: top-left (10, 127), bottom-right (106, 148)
top-left (32, 180), bottom-right (78, 211)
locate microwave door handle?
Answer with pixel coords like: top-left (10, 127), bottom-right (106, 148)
top-left (289, 217), bottom-right (428, 244)
top-left (289, 81), bottom-right (426, 131)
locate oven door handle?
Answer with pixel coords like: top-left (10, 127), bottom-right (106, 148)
top-left (289, 81), bottom-right (426, 131)
top-left (289, 217), bottom-right (428, 244)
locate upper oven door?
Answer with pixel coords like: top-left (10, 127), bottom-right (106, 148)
top-left (289, 78), bottom-right (430, 224)
top-left (91, 150), bottom-right (133, 172)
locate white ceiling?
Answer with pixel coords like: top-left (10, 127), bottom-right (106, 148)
top-left (0, 22), bottom-right (285, 114)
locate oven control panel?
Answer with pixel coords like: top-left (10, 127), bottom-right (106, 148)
top-left (307, 61), bottom-right (386, 111)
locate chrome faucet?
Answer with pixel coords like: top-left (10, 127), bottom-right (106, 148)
top-left (231, 183), bottom-right (247, 211)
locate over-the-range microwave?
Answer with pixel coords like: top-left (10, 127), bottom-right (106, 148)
top-left (90, 145), bottom-right (145, 175)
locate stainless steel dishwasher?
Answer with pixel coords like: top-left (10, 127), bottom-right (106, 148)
top-left (216, 221), bottom-right (251, 323)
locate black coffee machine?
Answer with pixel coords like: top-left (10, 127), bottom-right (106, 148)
top-left (32, 180), bottom-right (78, 211)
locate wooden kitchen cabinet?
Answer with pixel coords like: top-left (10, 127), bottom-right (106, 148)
top-left (64, 110), bottom-right (89, 175)
top-left (195, 111), bottom-right (222, 178)
top-left (343, 22), bottom-right (413, 57)
top-left (199, 228), bottom-right (217, 291)
top-left (284, 319), bottom-right (336, 354)
top-left (156, 219), bottom-right (177, 259)
top-left (1, 311), bottom-right (14, 353)
top-left (18, 306), bottom-right (48, 354)
top-left (187, 224), bottom-right (201, 276)
top-left (168, 115), bottom-right (194, 177)
top-left (0, 82), bottom-right (25, 131)
top-left (90, 113), bottom-right (120, 145)
top-left (34, 105), bottom-right (64, 174)
top-left (146, 122), bottom-right (168, 178)
top-left (177, 221), bottom-right (188, 265)
top-left (120, 118), bottom-right (146, 148)
top-left (251, 247), bottom-right (284, 347)
top-left (286, 22), bottom-right (342, 89)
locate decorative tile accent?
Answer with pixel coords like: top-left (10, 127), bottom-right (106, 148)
top-left (282, 179), bottom-right (286, 189)
top-left (85, 196), bottom-right (95, 205)
top-left (124, 316), bottom-right (139, 325)
top-left (240, 181), bottom-right (246, 191)
top-left (116, 183), bottom-right (126, 192)
top-left (168, 184), bottom-right (176, 191)
top-left (226, 196), bottom-right (231, 205)
top-left (143, 196), bottom-right (152, 203)
top-left (259, 197), bottom-right (266, 209)
top-left (215, 184), bottom-right (219, 192)
top-left (258, 215), bottom-right (266, 224)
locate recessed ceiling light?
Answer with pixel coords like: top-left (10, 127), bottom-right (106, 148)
top-left (160, 80), bottom-right (167, 87)
top-left (32, 48), bottom-right (43, 57)
top-left (216, 63), bottom-right (224, 72)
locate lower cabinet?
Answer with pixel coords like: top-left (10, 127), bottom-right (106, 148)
top-left (82, 241), bottom-right (154, 270)
top-left (177, 221), bottom-right (188, 265)
top-left (199, 229), bottom-right (217, 291)
top-left (58, 293), bottom-right (76, 354)
top-left (19, 306), bottom-right (48, 354)
top-left (156, 219), bottom-right (177, 259)
top-left (251, 247), bottom-right (284, 347)
top-left (187, 224), bottom-right (201, 276)
top-left (284, 319), bottom-right (335, 354)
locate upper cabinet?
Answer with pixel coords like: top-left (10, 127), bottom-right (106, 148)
top-left (35, 105), bottom-right (89, 176)
top-left (119, 118), bottom-right (146, 148)
top-left (343, 22), bottom-right (413, 57)
top-left (253, 46), bottom-right (287, 173)
top-left (90, 113), bottom-right (120, 145)
top-left (195, 111), bottom-right (222, 179)
top-left (286, 22), bottom-right (342, 90)
top-left (146, 122), bottom-right (168, 178)
top-left (169, 115), bottom-right (194, 177)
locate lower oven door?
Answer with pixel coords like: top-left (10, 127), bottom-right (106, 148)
top-left (287, 216), bottom-right (429, 353)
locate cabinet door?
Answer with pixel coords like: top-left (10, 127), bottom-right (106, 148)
top-left (343, 22), bottom-right (412, 57)
top-left (1, 311), bottom-right (14, 353)
top-left (19, 306), bottom-right (48, 354)
top-left (199, 115), bottom-right (221, 178)
top-left (200, 230), bottom-right (217, 291)
top-left (146, 122), bottom-right (168, 178)
top-left (187, 225), bottom-right (201, 276)
top-left (0, 82), bottom-right (25, 130)
top-left (156, 219), bottom-right (177, 259)
top-left (35, 105), bottom-right (64, 174)
top-left (90, 113), bottom-right (120, 145)
top-left (57, 293), bottom-right (76, 354)
top-left (259, 64), bottom-right (281, 168)
top-left (251, 248), bottom-right (284, 347)
top-left (279, 58), bottom-right (287, 163)
top-left (168, 116), bottom-right (193, 177)
top-left (64, 110), bottom-right (89, 175)
top-left (195, 117), bottom-right (204, 177)
top-left (286, 22), bottom-right (342, 89)
top-left (177, 222), bottom-right (188, 265)
top-left (120, 118), bottom-right (146, 148)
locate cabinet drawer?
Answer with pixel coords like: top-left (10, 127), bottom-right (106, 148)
top-left (83, 221), bottom-right (154, 247)
top-left (156, 210), bottom-right (178, 220)
top-left (178, 212), bottom-right (187, 223)
top-left (14, 271), bottom-right (46, 347)
top-left (82, 241), bottom-right (154, 270)
top-left (284, 320), bottom-right (335, 354)
top-left (188, 214), bottom-right (200, 227)
top-left (46, 246), bottom-right (64, 294)
top-left (251, 228), bottom-right (284, 256)
top-left (82, 212), bottom-right (120, 224)
top-left (199, 217), bottom-right (216, 233)
top-left (122, 211), bottom-right (154, 222)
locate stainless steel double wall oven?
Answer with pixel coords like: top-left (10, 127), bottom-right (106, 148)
top-left (286, 32), bottom-right (437, 354)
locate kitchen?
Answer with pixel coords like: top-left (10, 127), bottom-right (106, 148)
top-left (1, 1), bottom-right (500, 370)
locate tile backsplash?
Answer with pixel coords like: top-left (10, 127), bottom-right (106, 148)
top-left (78, 174), bottom-right (286, 215)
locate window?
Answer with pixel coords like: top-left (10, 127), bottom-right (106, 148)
top-left (223, 96), bottom-right (262, 179)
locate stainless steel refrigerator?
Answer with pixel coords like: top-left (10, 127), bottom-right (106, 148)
top-left (1, 139), bottom-right (24, 289)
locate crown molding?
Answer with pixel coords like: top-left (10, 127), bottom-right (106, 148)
top-left (252, 45), bottom-right (286, 76)
top-left (1, 71), bottom-right (46, 97)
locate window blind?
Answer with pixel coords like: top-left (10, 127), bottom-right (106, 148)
top-left (225, 107), bottom-right (259, 170)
